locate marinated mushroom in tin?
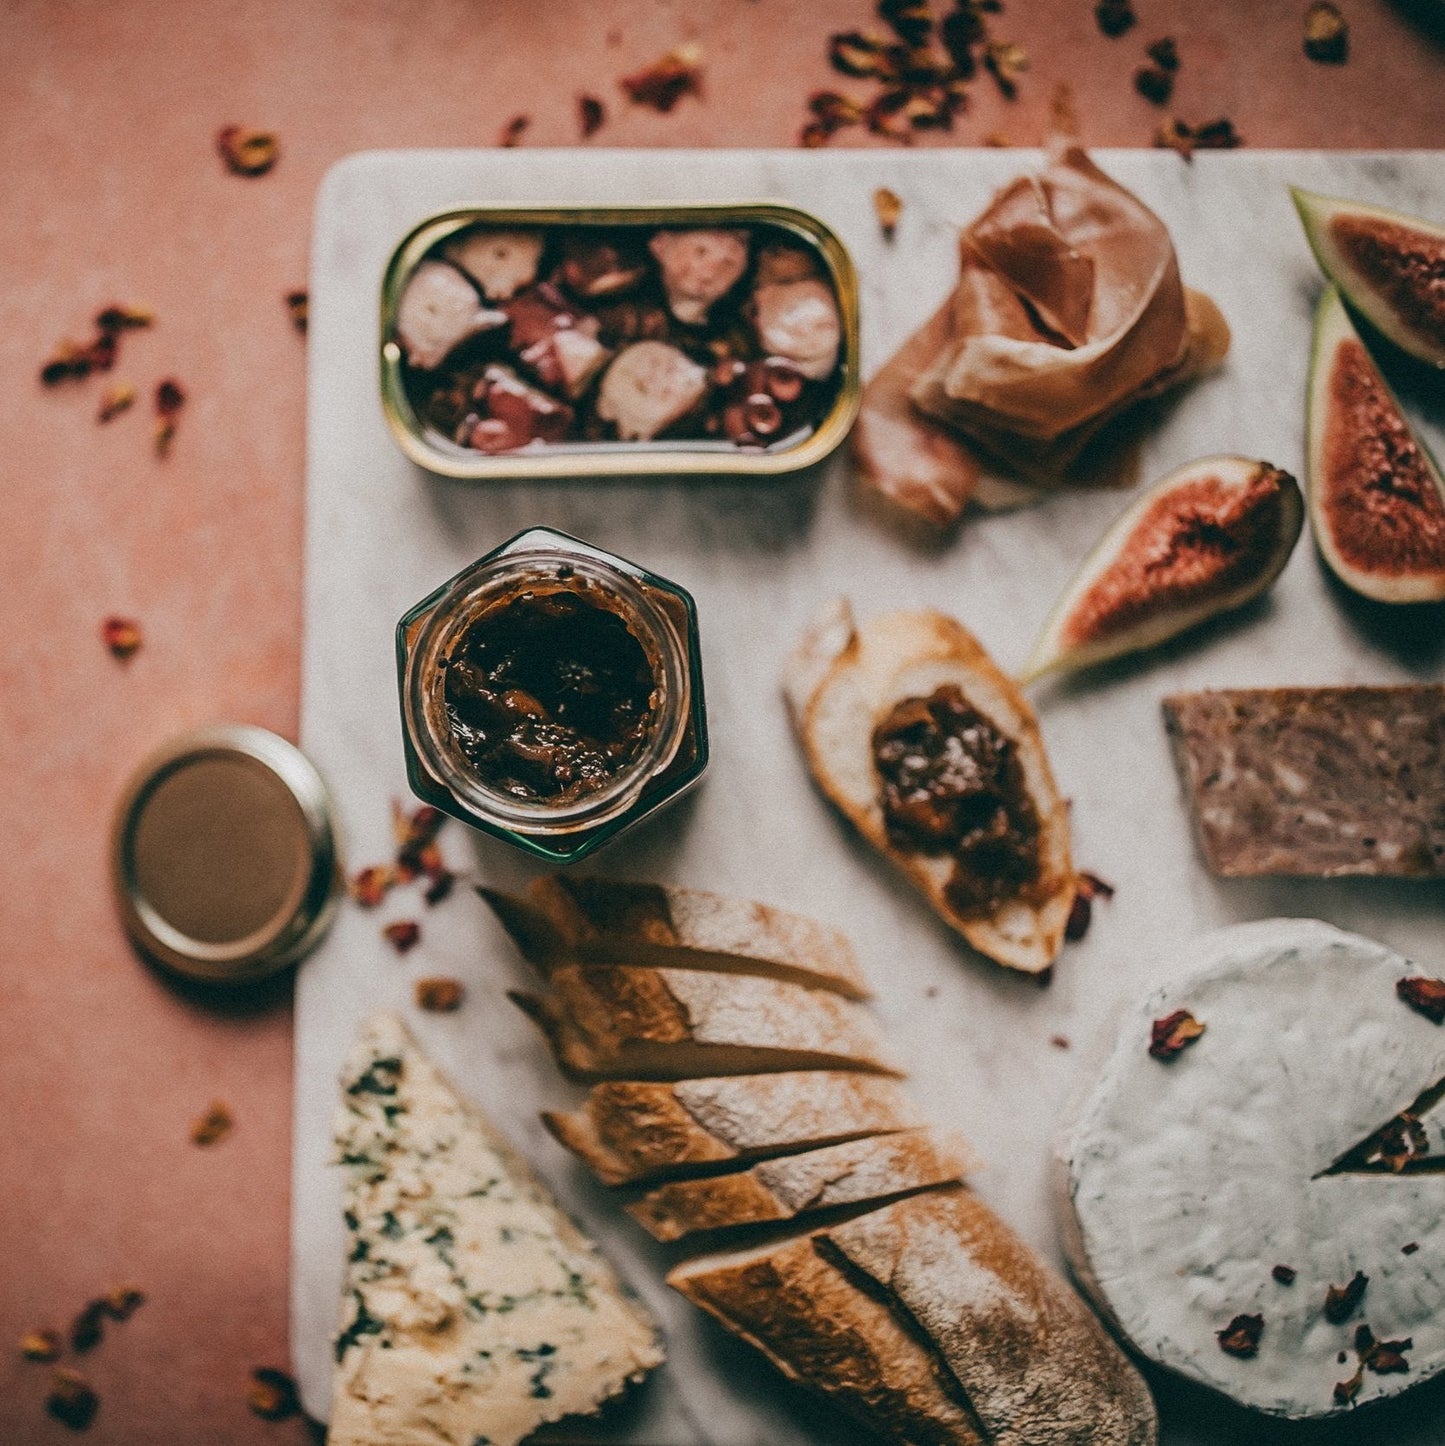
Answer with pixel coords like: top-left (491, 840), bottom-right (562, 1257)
top-left (393, 222), bottom-right (845, 453)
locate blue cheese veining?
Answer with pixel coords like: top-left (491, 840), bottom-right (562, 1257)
top-left (330, 1012), bottom-right (663, 1446)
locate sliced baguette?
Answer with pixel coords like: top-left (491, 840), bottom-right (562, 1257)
top-left (543, 1072), bottom-right (927, 1186)
top-left (670, 1228), bottom-right (988, 1446)
top-left (626, 1128), bottom-right (976, 1241)
top-left (817, 1188), bottom-right (1157, 1445)
top-left (784, 598), bottom-right (1075, 974)
top-left (482, 877), bottom-right (870, 999)
top-left (512, 965), bottom-right (903, 1082)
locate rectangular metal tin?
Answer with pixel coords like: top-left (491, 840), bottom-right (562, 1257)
top-left (379, 201), bottom-right (860, 480)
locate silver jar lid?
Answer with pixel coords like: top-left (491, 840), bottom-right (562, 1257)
top-left (112, 725), bottom-right (340, 984)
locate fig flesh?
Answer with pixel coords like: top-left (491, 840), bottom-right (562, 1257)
top-left (1293, 189), bottom-right (1445, 369)
top-left (1306, 285), bottom-right (1445, 603)
top-left (1022, 455), bottom-right (1303, 683)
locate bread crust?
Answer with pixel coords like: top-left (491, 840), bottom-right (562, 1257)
top-left (784, 599), bottom-right (1075, 973)
top-left (542, 1073), bottom-right (927, 1186)
top-left (481, 877), bottom-right (870, 999)
top-left (627, 1128), bottom-right (976, 1241)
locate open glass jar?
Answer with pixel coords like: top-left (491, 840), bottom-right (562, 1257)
top-left (397, 528), bottom-right (707, 862)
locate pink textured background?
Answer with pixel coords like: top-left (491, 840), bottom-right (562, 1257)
top-left (1, 0), bottom-right (1442, 1439)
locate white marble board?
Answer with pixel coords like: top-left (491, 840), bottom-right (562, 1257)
top-left (294, 148), bottom-right (1445, 1444)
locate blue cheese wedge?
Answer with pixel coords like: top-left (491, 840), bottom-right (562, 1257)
top-left (330, 1012), bottom-right (663, 1446)
top-left (1057, 919), bottom-right (1445, 1419)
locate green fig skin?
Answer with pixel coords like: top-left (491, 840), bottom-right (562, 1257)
top-left (1306, 286), bottom-right (1445, 605)
top-left (1292, 188), bottom-right (1445, 370)
top-left (1022, 456), bottom-right (1303, 685)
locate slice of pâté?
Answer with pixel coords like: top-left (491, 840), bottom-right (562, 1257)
top-left (1163, 686), bottom-right (1445, 877)
top-left (330, 1012), bottom-right (662, 1446)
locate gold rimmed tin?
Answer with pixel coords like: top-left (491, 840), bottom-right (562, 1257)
top-left (112, 725), bottom-right (341, 985)
top-left (379, 201), bottom-right (861, 480)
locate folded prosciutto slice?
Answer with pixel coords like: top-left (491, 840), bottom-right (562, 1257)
top-left (857, 140), bottom-right (1229, 526)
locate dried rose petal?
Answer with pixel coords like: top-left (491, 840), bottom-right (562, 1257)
top-left (1095, 0), bottom-right (1137, 37)
top-left (101, 617), bottom-right (142, 662)
top-left (1272, 1264), bottom-right (1297, 1285)
top-left (620, 42), bottom-right (704, 112)
top-left (1156, 116), bottom-right (1242, 160)
top-left (865, 88), bottom-right (913, 140)
top-left (984, 40), bottom-right (1028, 99)
top-left (349, 866), bottom-right (393, 908)
top-left (1304, 1), bottom-right (1349, 63)
top-left (578, 94), bottom-right (606, 138)
top-left (1397, 976), bottom-right (1445, 1024)
top-left (1217, 1312), bottom-right (1263, 1358)
top-left (1333, 1369), bottom-right (1362, 1405)
top-left (798, 120), bottom-right (833, 149)
top-left (1369, 1112), bottom-right (1429, 1172)
top-left (1064, 891), bottom-right (1093, 942)
top-left (1050, 1034), bottom-right (1071, 1050)
top-left (383, 920), bottom-right (421, 954)
top-left (982, 130), bottom-right (1012, 147)
top-left (498, 114), bottom-right (530, 147)
top-left (828, 30), bottom-right (895, 79)
top-left (217, 125), bottom-right (279, 177)
top-left (416, 976), bottom-right (465, 1012)
top-left (879, 0), bottom-right (933, 48)
top-left (1368, 1337), bottom-right (1413, 1374)
top-left (809, 91), bottom-right (865, 130)
top-left (154, 378), bottom-right (185, 457)
top-left (97, 383), bottom-right (135, 423)
top-left (95, 304), bottom-right (153, 333)
top-left (1324, 1270), bottom-right (1368, 1323)
top-left (1149, 1009), bottom-right (1205, 1060)
top-left (248, 1366), bottom-right (301, 1420)
top-left (100, 1287), bottom-right (144, 1322)
top-left (423, 870), bottom-right (455, 906)
top-left (191, 1100), bottom-right (234, 1147)
top-left (285, 290), bottom-right (308, 335)
top-left (1403, 1242), bottom-right (1420, 1255)
top-left (69, 1301), bottom-right (106, 1354)
top-left (21, 1328), bottom-right (62, 1361)
top-left (1147, 37), bottom-right (1180, 71)
top-left (47, 1370), bottom-right (99, 1430)
top-left (1134, 66), bottom-right (1174, 105)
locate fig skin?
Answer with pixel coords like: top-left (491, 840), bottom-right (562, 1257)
top-left (1022, 455), bottom-right (1304, 684)
top-left (1292, 188), bottom-right (1445, 370)
top-left (1306, 286), bottom-right (1445, 604)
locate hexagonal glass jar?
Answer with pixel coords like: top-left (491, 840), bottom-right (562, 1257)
top-left (396, 527), bottom-right (707, 862)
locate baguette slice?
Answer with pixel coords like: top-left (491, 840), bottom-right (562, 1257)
top-left (670, 1228), bottom-right (988, 1446)
top-left (543, 1072), bottom-right (927, 1186)
top-left (818, 1189), bottom-right (1157, 1445)
top-left (627, 1128), bottom-right (977, 1241)
top-left (784, 599), bottom-right (1075, 974)
top-left (512, 965), bottom-right (903, 1082)
top-left (482, 877), bottom-right (870, 999)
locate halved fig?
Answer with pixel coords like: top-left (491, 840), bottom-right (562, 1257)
top-left (1292, 188), bottom-right (1445, 369)
top-left (1306, 286), bottom-right (1445, 603)
top-left (1022, 456), bottom-right (1303, 683)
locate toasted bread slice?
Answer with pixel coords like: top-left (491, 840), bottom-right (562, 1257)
top-left (481, 877), bottom-right (870, 999)
top-left (784, 599), bottom-right (1074, 973)
top-left (669, 1227), bottom-right (987, 1446)
top-left (542, 1072), bottom-right (927, 1186)
top-left (512, 965), bottom-right (902, 1082)
top-left (815, 1189), bottom-right (1157, 1445)
top-left (626, 1128), bottom-right (976, 1241)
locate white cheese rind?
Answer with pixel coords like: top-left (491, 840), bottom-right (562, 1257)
top-left (1057, 918), bottom-right (1445, 1420)
top-left (330, 1012), bottom-right (663, 1446)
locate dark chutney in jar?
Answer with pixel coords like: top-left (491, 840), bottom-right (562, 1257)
top-left (871, 684), bottom-right (1044, 918)
top-left (441, 584), bottom-right (661, 805)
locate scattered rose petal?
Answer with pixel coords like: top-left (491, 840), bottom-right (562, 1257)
top-left (498, 114), bottom-right (530, 148)
top-left (101, 617), bottom-right (143, 662)
top-left (873, 186), bottom-right (903, 239)
top-left (1149, 1009), bottom-right (1205, 1060)
top-left (47, 1371), bottom-right (99, 1431)
top-left (285, 290), bottom-right (308, 335)
top-left (1217, 1313), bottom-right (1263, 1358)
top-left (1095, 0), bottom-right (1137, 37)
top-left (1272, 1264), bottom-right (1297, 1285)
top-left (829, 30), bottom-right (895, 79)
top-left (394, 802), bottom-right (446, 870)
top-left (248, 1367), bottom-right (301, 1420)
top-left (20, 1328), bottom-right (62, 1362)
top-left (383, 920), bottom-right (421, 954)
top-left (1333, 1370), bottom-right (1361, 1405)
top-left (154, 378), bottom-right (185, 457)
top-left (1367, 1335), bottom-right (1413, 1375)
top-left (95, 304), bottom-right (153, 333)
top-left (217, 125), bottom-right (279, 177)
top-left (578, 94), bottom-right (606, 138)
top-left (349, 865), bottom-right (393, 909)
top-left (1134, 66), bottom-right (1174, 105)
top-left (1155, 116), bottom-right (1242, 160)
top-left (1147, 37), bottom-right (1180, 70)
top-left (69, 1302), bottom-right (106, 1354)
top-left (40, 334), bottom-right (115, 386)
top-left (1368, 1112), bottom-right (1430, 1172)
top-left (880, 0), bottom-right (933, 47)
top-left (1304, 1), bottom-right (1349, 63)
top-left (423, 870), bottom-right (455, 906)
top-left (97, 383), bottom-right (135, 423)
top-left (1397, 976), bottom-right (1445, 1024)
top-left (1050, 1034), bottom-right (1071, 1050)
top-left (620, 42), bottom-right (704, 112)
top-left (1403, 1242), bottom-right (1419, 1255)
top-left (983, 130), bottom-right (1012, 147)
top-left (984, 40), bottom-right (1028, 99)
top-left (416, 976), bottom-right (465, 1012)
top-left (100, 1287), bottom-right (144, 1322)
top-left (1325, 1271), bottom-right (1368, 1323)
top-left (191, 1100), bottom-right (234, 1147)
